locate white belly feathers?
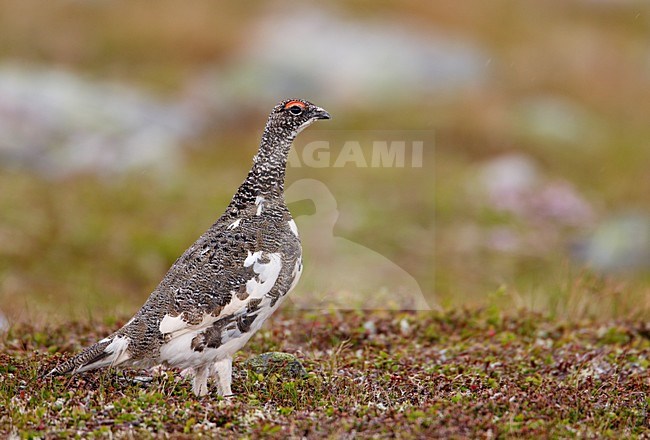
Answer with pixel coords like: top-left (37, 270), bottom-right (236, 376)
top-left (157, 250), bottom-right (293, 369)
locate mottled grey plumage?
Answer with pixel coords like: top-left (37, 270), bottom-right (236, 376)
top-left (48, 99), bottom-right (330, 396)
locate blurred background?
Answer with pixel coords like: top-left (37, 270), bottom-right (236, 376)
top-left (1, 0), bottom-right (649, 326)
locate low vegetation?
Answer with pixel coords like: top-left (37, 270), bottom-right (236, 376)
top-left (1, 309), bottom-right (648, 438)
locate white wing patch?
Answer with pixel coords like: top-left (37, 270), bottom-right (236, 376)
top-left (244, 250), bottom-right (262, 267)
top-left (288, 219), bottom-right (299, 237)
top-left (158, 313), bottom-right (222, 367)
top-left (158, 251), bottom-right (285, 370)
top-left (221, 290), bottom-right (249, 316)
top-left (255, 196), bottom-right (265, 216)
top-left (244, 251), bottom-right (282, 298)
top-left (159, 314), bottom-right (188, 334)
top-left (227, 218), bottom-right (242, 230)
top-left (159, 313), bottom-right (217, 336)
top-left (160, 332), bottom-right (205, 367)
top-left (289, 257), bottom-right (303, 292)
top-left (104, 335), bottom-right (131, 366)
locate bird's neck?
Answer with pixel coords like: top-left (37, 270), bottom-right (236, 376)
top-left (227, 126), bottom-right (295, 213)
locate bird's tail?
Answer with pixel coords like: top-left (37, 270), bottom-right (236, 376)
top-left (46, 334), bottom-right (132, 377)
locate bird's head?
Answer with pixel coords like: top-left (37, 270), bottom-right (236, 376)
top-left (267, 99), bottom-right (331, 138)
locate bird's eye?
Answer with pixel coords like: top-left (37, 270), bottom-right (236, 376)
top-left (288, 105), bottom-right (303, 115)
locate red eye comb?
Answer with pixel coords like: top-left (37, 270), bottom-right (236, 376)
top-left (283, 100), bottom-right (305, 110)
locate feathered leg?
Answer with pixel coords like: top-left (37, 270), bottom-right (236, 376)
top-left (192, 364), bottom-right (210, 397)
top-left (212, 357), bottom-right (233, 397)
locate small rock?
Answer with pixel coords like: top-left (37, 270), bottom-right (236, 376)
top-left (399, 318), bottom-right (411, 336)
top-left (131, 376), bottom-right (154, 384)
top-left (363, 321), bottom-right (377, 335)
top-left (242, 352), bottom-right (307, 378)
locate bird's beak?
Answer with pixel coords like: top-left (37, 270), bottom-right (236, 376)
top-left (313, 106), bottom-right (331, 120)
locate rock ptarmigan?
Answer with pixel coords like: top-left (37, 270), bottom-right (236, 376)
top-left (48, 99), bottom-right (330, 396)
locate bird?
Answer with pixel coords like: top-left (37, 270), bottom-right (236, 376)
top-left (47, 99), bottom-right (331, 397)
